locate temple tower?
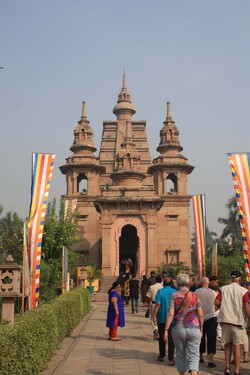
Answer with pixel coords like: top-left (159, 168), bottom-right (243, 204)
top-left (60, 74), bottom-right (194, 274)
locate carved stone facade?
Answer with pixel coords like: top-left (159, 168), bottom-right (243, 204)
top-left (60, 73), bottom-right (194, 276)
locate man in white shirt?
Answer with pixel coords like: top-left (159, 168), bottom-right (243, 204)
top-left (216, 270), bottom-right (250, 375)
top-left (146, 275), bottom-right (163, 339)
top-left (195, 276), bottom-right (217, 368)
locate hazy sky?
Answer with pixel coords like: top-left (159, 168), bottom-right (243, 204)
top-left (1, 1), bottom-right (250, 235)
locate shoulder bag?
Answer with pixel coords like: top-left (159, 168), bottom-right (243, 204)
top-left (172, 291), bottom-right (189, 324)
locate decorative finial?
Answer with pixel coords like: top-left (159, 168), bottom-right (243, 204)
top-left (167, 101), bottom-right (172, 119)
top-left (122, 68), bottom-right (127, 90)
top-left (125, 120), bottom-right (132, 142)
top-left (81, 101), bottom-right (87, 119)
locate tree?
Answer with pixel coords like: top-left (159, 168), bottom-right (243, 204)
top-left (42, 198), bottom-right (80, 261)
top-left (205, 226), bottom-right (218, 257)
top-left (218, 196), bottom-right (241, 241)
top-left (191, 225), bottom-right (218, 274)
top-left (0, 211), bottom-right (24, 264)
top-left (217, 239), bottom-right (242, 257)
top-left (39, 198), bottom-right (81, 302)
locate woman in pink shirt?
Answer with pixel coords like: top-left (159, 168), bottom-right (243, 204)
top-left (164, 274), bottom-right (204, 375)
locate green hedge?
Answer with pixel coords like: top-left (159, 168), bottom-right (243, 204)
top-left (0, 288), bottom-right (91, 375)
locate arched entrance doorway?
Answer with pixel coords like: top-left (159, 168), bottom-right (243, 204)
top-left (110, 216), bottom-right (146, 276)
top-left (119, 224), bottom-right (139, 275)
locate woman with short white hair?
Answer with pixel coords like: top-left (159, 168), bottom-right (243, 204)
top-left (164, 273), bottom-right (204, 375)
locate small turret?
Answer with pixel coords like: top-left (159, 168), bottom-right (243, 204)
top-left (70, 101), bottom-right (97, 154)
top-left (156, 101), bottom-right (183, 155)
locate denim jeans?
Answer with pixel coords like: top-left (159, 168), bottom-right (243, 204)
top-left (131, 297), bottom-right (138, 312)
top-left (172, 325), bottom-right (201, 373)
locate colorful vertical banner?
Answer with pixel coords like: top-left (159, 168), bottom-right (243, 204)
top-left (64, 199), bottom-right (77, 217)
top-left (192, 194), bottom-right (206, 281)
top-left (211, 242), bottom-right (218, 276)
top-left (227, 153), bottom-right (250, 288)
top-left (27, 153), bottom-right (56, 308)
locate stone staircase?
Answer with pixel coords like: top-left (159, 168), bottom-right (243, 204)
top-left (91, 275), bottom-right (143, 302)
top-left (92, 276), bottom-right (117, 302)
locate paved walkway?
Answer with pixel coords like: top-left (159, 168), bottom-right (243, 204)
top-left (41, 301), bottom-right (250, 375)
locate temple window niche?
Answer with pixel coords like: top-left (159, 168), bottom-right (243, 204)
top-left (166, 173), bottom-right (178, 194)
top-left (77, 173), bottom-right (88, 194)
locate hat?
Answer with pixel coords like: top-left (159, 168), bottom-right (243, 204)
top-left (230, 270), bottom-right (242, 279)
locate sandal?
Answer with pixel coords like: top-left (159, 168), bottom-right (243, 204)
top-left (224, 368), bottom-right (231, 375)
top-left (168, 360), bottom-right (175, 366)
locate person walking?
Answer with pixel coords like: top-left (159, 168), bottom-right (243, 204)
top-left (146, 275), bottom-right (163, 339)
top-left (121, 273), bottom-right (130, 306)
top-left (164, 274), bottom-right (203, 375)
top-left (153, 274), bottom-right (176, 364)
top-left (148, 270), bottom-right (156, 287)
top-left (195, 276), bottom-right (217, 368)
top-left (140, 274), bottom-right (149, 307)
top-left (216, 270), bottom-right (250, 375)
top-left (106, 282), bottom-right (125, 341)
top-left (129, 273), bottom-right (140, 314)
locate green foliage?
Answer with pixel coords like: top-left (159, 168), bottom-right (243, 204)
top-left (39, 259), bottom-right (62, 303)
top-left (157, 261), bottom-right (188, 277)
top-left (42, 198), bottom-right (80, 261)
top-left (0, 288), bottom-right (91, 375)
top-left (218, 196), bottom-right (241, 241)
top-left (217, 249), bottom-right (246, 286)
top-left (217, 240), bottom-right (242, 257)
top-left (39, 199), bottom-right (81, 302)
top-left (86, 264), bottom-right (103, 285)
top-left (0, 211), bottom-right (24, 264)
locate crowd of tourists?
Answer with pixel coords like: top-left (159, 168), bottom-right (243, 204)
top-left (106, 269), bottom-right (250, 375)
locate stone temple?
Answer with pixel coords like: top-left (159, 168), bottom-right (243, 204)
top-left (60, 73), bottom-right (194, 276)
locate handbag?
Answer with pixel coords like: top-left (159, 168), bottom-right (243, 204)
top-left (172, 291), bottom-right (189, 324)
top-left (145, 309), bottom-right (150, 318)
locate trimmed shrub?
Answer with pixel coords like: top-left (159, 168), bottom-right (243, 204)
top-left (0, 288), bottom-right (91, 375)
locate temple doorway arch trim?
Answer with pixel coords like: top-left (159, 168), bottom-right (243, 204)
top-left (110, 216), bottom-right (146, 276)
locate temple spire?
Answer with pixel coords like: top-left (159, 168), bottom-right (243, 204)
top-left (167, 101), bottom-right (172, 119)
top-left (113, 70), bottom-right (136, 119)
top-left (81, 101), bottom-right (87, 119)
top-left (122, 68), bottom-right (127, 90)
top-left (70, 100), bottom-right (97, 154)
top-left (156, 101), bottom-right (183, 155)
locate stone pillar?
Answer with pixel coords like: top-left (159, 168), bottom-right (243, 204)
top-left (0, 255), bottom-right (21, 324)
top-left (100, 210), bottom-right (112, 276)
top-left (73, 172), bottom-right (78, 193)
top-left (147, 224), bottom-right (158, 270)
top-left (101, 224), bottom-right (112, 275)
top-left (146, 210), bottom-right (158, 271)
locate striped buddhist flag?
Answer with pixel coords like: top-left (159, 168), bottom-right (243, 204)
top-left (211, 242), bottom-right (218, 276)
top-left (227, 153), bottom-right (250, 288)
top-left (27, 153), bottom-right (56, 308)
top-left (64, 199), bottom-right (77, 218)
top-left (192, 194), bottom-right (206, 281)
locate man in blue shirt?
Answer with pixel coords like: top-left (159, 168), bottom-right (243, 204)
top-left (153, 274), bottom-right (176, 364)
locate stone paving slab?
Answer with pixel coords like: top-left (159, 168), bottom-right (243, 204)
top-left (41, 302), bottom-right (250, 375)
